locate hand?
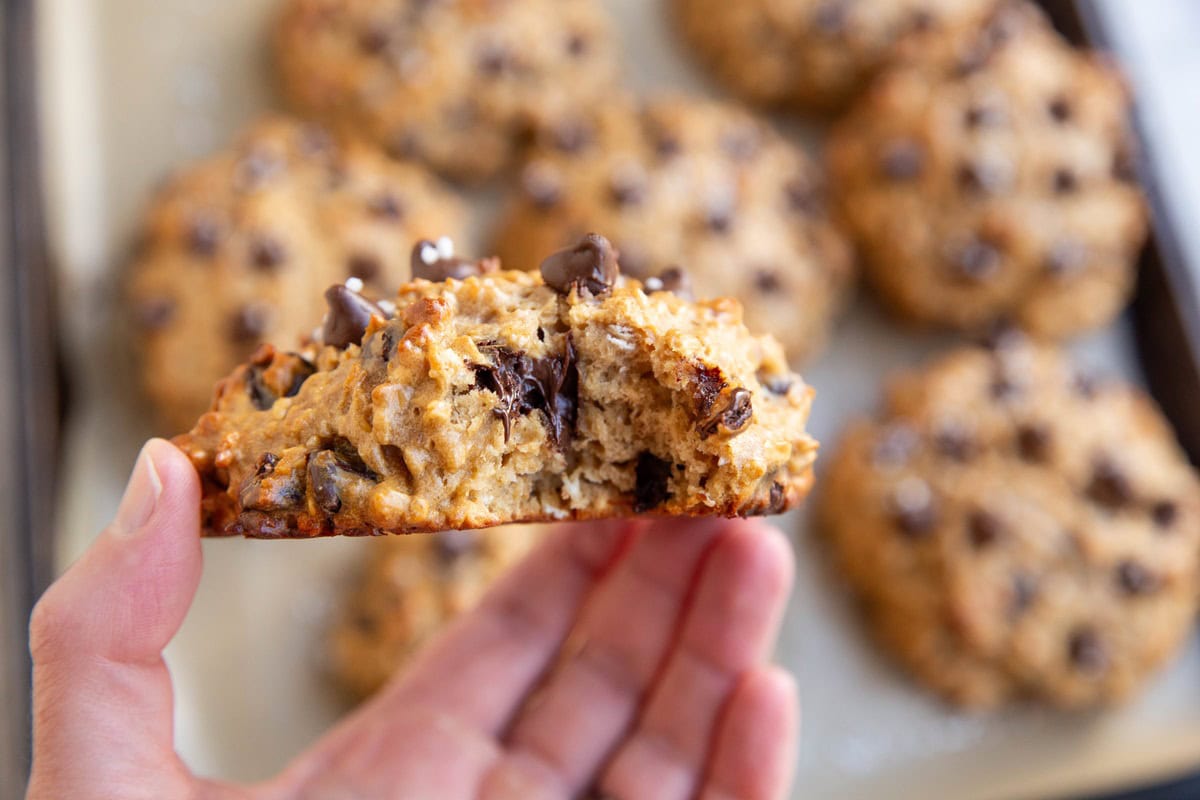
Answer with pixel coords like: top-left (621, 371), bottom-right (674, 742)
top-left (28, 439), bottom-right (798, 799)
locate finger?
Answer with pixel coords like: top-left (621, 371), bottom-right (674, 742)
top-left (596, 522), bottom-right (794, 800)
top-left (699, 666), bottom-right (799, 800)
top-left (492, 517), bottom-right (728, 796)
top-left (280, 520), bottom-right (632, 793)
top-left (28, 439), bottom-right (202, 797)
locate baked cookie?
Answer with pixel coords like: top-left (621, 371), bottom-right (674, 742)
top-left (820, 338), bottom-right (1200, 709)
top-left (827, 3), bottom-right (1147, 338)
top-left (493, 96), bottom-right (854, 363)
top-left (672, 0), bottom-right (998, 112)
top-left (330, 524), bottom-right (544, 698)
top-left (126, 116), bottom-right (466, 433)
top-left (274, 0), bottom-right (619, 183)
top-left (172, 234), bottom-right (818, 538)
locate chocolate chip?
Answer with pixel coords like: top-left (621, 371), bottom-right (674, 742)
top-left (285, 357), bottom-right (316, 398)
top-left (358, 23), bottom-right (391, 54)
top-left (347, 253), bottom-right (381, 282)
top-left (435, 531), bottom-right (476, 564)
top-left (136, 297), bottom-right (176, 330)
top-left (608, 168), bottom-right (646, 207)
top-left (539, 233), bottom-right (619, 297)
top-left (643, 266), bottom-right (694, 300)
top-left (1016, 423), bottom-right (1052, 463)
top-left (957, 160), bottom-right (1010, 195)
top-left (965, 103), bottom-right (1006, 129)
top-left (880, 140), bottom-right (924, 181)
top-left (654, 133), bottom-right (681, 160)
top-left (1068, 627), bottom-right (1107, 674)
top-left (566, 32), bottom-right (588, 57)
top-left (1152, 500), bottom-right (1178, 530)
top-left (322, 284), bottom-right (386, 349)
top-left (1053, 167), bottom-right (1079, 194)
top-left (698, 388), bottom-right (753, 438)
top-left (230, 303), bottom-right (271, 344)
top-left (872, 424), bottom-right (919, 466)
top-left (784, 177), bottom-right (819, 214)
top-left (471, 339), bottom-right (578, 448)
top-left (1116, 560), bottom-right (1160, 596)
top-left (238, 451), bottom-right (304, 511)
top-left (521, 162), bottom-right (562, 210)
top-left (933, 422), bottom-right (974, 462)
top-left (1045, 239), bottom-right (1088, 278)
top-left (250, 236), bottom-right (287, 271)
top-left (634, 452), bottom-right (674, 512)
top-left (762, 375), bottom-right (795, 397)
top-left (1011, 571), bottom-right (1038, 616)
top-left (811, 1), bottom-right (849, 34)
top-left (705, 205), bottom-right (733, 234)
top-left (968, 510), bottom-right (1004, 548)
top-left (1048, 96), bottom-right (1073, 124)
top-left (410, 239), bottom-right (488, 281)
top-left (1087, 458), bottom-right (1135, 511)
top-left (950, 238), bottom-right (1002, 282)
top-left (307, 448), bottom-right (379, 516)
top-left (368, 192), bottom-right (404, 220)
top-left (754, 269), bottom-right (782, 293)
top-left (551, 119), bottom-right (592, 153)
top-left (890, 477), bottom-right (937, 538)
top-left (186, 217), bottom-right (220, 257)
top-left (246, 366), bottom-right (275, 410)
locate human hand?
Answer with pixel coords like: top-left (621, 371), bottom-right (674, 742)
top-left (28, 439), bottom-right (798, 799)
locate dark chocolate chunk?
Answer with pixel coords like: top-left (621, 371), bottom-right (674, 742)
top-left (410, 239), bottom-right (487, 281)
top-left (539, 233), bottom-right (619, 297)
top-left (634, 452), bottom-right (674, 513)
top-left (890, 478), bottom-right (937, 538)
top-left (880, 139), bottom-right (924, 181)
top-left (968, 510), bottom-right (1003, 548)
top-left (246, 366), bottom-right (276, 411)
top-left (1151, 500), bottom-right (1178, 530)
top-left (322, 284), bottom-right (386, 349)
top-left (1053, 167), bottom-right (1079, 194)
top-left (642, 266), bottom-right (694, 300)
top-left (1087, 458), bottom-right (1134, 511)
top-left (368, 192), bottom-right (405, 220)
top-left (230, 303), bottom-right (271, 344)
top-left (754, 269), bottom-right (782, 293)
top-left (1048, 96), bottom-right (1073, 124)
top-left (186, 216), bottom-right (220, 257)
top-left (1067, 627), bottom-right (1108, 674)
top-left (1016, 423), bottom-right (1052, 463)
top-left (471, 339), bottom-right (578, 448)
top-left (872, 424), bottom-right (919, 466)
top-left (566, 32), bottom-right (589, 57)
top-left (136, 297), bottom-right (176, 330)
top-left (698, 388), bottom-right (753, 438)
top-left (285, 357), bottom-right (316, 398)
top-left (1116, 560), bottom-right (1160, 596)
top-left (238, 451), bottom-right (304, 511)
top-left (250, 235), bottom-right (287, 271)
top-left (307, 448), bottom-right (379, 516)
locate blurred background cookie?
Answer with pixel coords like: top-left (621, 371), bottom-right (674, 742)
top-left (125, 116), bottom-right (466, 433)
top-left (328, 525), bottom-right (545, 698)
top-left (820, 338), bottom-right (1200, 709)
top-left (827, 2), bottom-right (1146, 338)
top-left (671, 0), bottom-right (998, 112)
top-left (274, 0), bottom-right (619, 183)
top-left (493, 95), bottom-right (854, 362)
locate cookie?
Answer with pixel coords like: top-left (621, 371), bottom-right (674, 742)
top-left (672, 0), bottom-right (997, 112)
top-left (274, 0), bottom-right (619, 183)
top-left (172, 234), bottom-right (818, 538)
top-left (820, 338), bottom-right (1200, 708)
top-left (329, 524), bottom-right (544, 698)
top-left (493, 96), bottom-right (854, 363)
top-left (827, 3), bottom-right (1147, 338)
top-left (125, 116), bottom-right (466, 433)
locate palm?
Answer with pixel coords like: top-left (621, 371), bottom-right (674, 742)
top-left (28, 441), bottom-right (797, 800)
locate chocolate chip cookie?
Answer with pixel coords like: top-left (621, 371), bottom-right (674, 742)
top-left (827, 3), bottom-right (1147, 338)
top-left (330, 524), bottom-right (544, 698)
top-left (172, 234), bottom-right (818, 537)
top-left (493, 96), bottom-right (854, 363)
top-left (672, 0), bottom-right (998, 112)
top-left (125, 116), bottom-right (466, 433)
top-left (820, 338), bottom-right (1200, 709)
top-left (274, 0), bottom-right (619, 182)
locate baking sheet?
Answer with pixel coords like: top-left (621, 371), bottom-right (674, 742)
top-left (39, 1), bottom-right (1200, 797)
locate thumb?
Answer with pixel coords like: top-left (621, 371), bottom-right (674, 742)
top-left (28, 438), bottom-right (202, 798)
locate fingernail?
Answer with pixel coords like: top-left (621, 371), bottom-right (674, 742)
top-left (111, 443), bottom-right (164, 537)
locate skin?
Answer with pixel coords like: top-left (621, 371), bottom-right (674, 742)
top-left (27, 439), bottom-right (799, 799)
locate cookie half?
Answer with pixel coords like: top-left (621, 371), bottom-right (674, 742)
top-left (173, 235), bottom-right (818, 537)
